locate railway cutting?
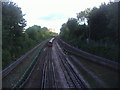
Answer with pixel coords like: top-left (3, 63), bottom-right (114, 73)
top-left (2, 37), bottom-right (119, 88)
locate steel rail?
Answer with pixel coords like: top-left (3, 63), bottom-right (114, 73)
top-left (18, 42), bottom-right (49, 88)
top-left (69, 55), bottom-right (108, 88)
top-left (55, 42), bottom-right (89, 88)
top-left (2, 39), bottom-right (49, 89)
top-left (55, 44), bottom-right (74, 88)
top-left (2, 40), bottom-right (48, 78)
top-left (51, 59), bottom-right (57, 89)
top-left (57, 38), bottom-right (117, 88)
top-left (40, 48), bottom-right (57, 89)
top-left (58, 39), bottom-right (120, 71)
top-left (12, 46), bottom-right (46, 89)
top-left (41, 54), bottom-right (48, 89)
top-left (19, 46), bottom-right (47, 88)
top-left (59, 52), bottom-right (82, 88)
top-left (49, 48), bottom-right (57, 89)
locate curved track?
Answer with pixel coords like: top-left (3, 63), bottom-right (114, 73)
top-left (21, 39), bottom-right (90, 88)
top-left (3, 37), bottom-right (119, 88)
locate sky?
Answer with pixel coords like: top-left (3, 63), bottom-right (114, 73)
top-left (10, 0), bottom-right (114, 33)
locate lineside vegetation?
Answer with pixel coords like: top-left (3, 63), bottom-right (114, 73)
top-left (2, 1), bottom-right (57, 69)
top-left (60, 1), bottom-right (119, 62)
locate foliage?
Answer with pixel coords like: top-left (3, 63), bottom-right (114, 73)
top-left (2, 1), bottom-right (57, 69)
top-left (88, 6), bottom-right (108, 41)
top-left (60, 1), bottom-right (118, 61)
top-left (77, 8), bottom-right (91, 24)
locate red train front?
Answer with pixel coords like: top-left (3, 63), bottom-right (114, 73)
top-left (47, 38), bottom-right (54, 47)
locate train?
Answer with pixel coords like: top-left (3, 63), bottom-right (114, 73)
top-left (47, 37), bottom-right (55, 47)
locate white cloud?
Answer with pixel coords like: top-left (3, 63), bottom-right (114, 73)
top-left (11, 0), bottom-right (113, 33)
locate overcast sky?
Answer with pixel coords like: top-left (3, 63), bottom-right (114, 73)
top-left (11, 0), bottom-right (114, 33)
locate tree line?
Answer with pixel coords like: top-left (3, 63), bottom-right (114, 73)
top-left (2, 2), bottom-right (57, 69)
top-left (60, 1), bottom-right (119, 61)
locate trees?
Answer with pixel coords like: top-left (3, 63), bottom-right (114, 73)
top-left (88, 2), bottom-right (119, 43)
top-left (60, 2), bottom-right (119, 43)
top-left (60, 1), bottom-right (118, 61)
top-left (105, 2), bottom-right (118, 42)
top-left (25, 25), bottom-right (53, 42)
top-left (88, 6), bottom-right (108, 41)
top-left (2, 1), bottom-right (26, 67)
top-left (2, 2), bottom-right (26, 38)
top-left (66, 18), bottom-right (79, 38)
top-left (76, 2), bottom-right (119, 43)
top-left (77, 8), bottom-right (91, 24)
top-left (2, 1), bottom-right (26, 50)
top-left (60, 23), bottom-right (69, 41)
top-left (26, 25), bottom-right (40, 41)
top-left (60, 18), bottom-right (79, 41)
top-left (2, 1), bottom-right (57, 69)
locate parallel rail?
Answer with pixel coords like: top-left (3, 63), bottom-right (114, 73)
top-left (69, 55), bottom-right (108, 88)
top-left (58, 38), bottom-right (120, 71)
top-left (41, 48), bottom-right (57, 89)
top-left (1, 39), bottom-right (48, 78)
top-left (12, 39), bottom-right (51, 88)
top-left (55, 42), bottom-right (90, 88)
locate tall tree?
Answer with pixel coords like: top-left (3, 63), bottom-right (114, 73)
top-left (77, 8), bottom-right (91, 24)
top-left (60, 23), bottom-right (69, 41)
top-left (2, 1), bottom-right (26, 67)
top-left (2, 1), bottom-right (26, 47)
top-left (66, 18), bottom-right (79, 38)
top-left (88, 6), bottom-right (108, 41)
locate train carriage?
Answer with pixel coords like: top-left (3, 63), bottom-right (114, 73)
top-left (48, 38), bottom-right (55, 47)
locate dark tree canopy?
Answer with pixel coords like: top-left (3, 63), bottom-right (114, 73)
top-left (2, 2), bottom-right (26, 38)
top-left (2, 1), bottom-right (27, 68)
top-left (2, 1), bottom-right (57, 69)
top-left (60, 1), bottom-right (118, 61)
top-left (88, 6), bottom-right (108, 41)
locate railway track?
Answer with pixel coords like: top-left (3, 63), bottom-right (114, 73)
top-left (2, 39), bottom-right (49, 88)
top-left (57, 38), bottom-right (119, 88)
top-left (41, 48), bottom-right (57, 89)
top-left (2, 40), bottom-right (48, 79)
top-left (2, 37), bottom-right (119, 88)
top-left (55, 42), bottom-right (90, 88)
top-left (22, 38), bottom-right (90, 89)
top-left (58, 38), bottom-right (120, 71)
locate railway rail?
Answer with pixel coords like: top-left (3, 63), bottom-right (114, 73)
top-left (55, 42), bottom-right (90, 88)
top-left (69, 55), bottom-right (108, 88)
top-left (41, 48), bottom-right (57, 89)
top-left (2, 37), bottom-right (119, 88)
top-left (2, 40), bottom-right (48, 79)
top-left (21, 38), bottom-right (91, 88)
top-left (58, 38), bottom-right (120, 71)
top-left (2, 39), bottom-right (50, 88)
top-left (57, 38), bottom-right (119, 88)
